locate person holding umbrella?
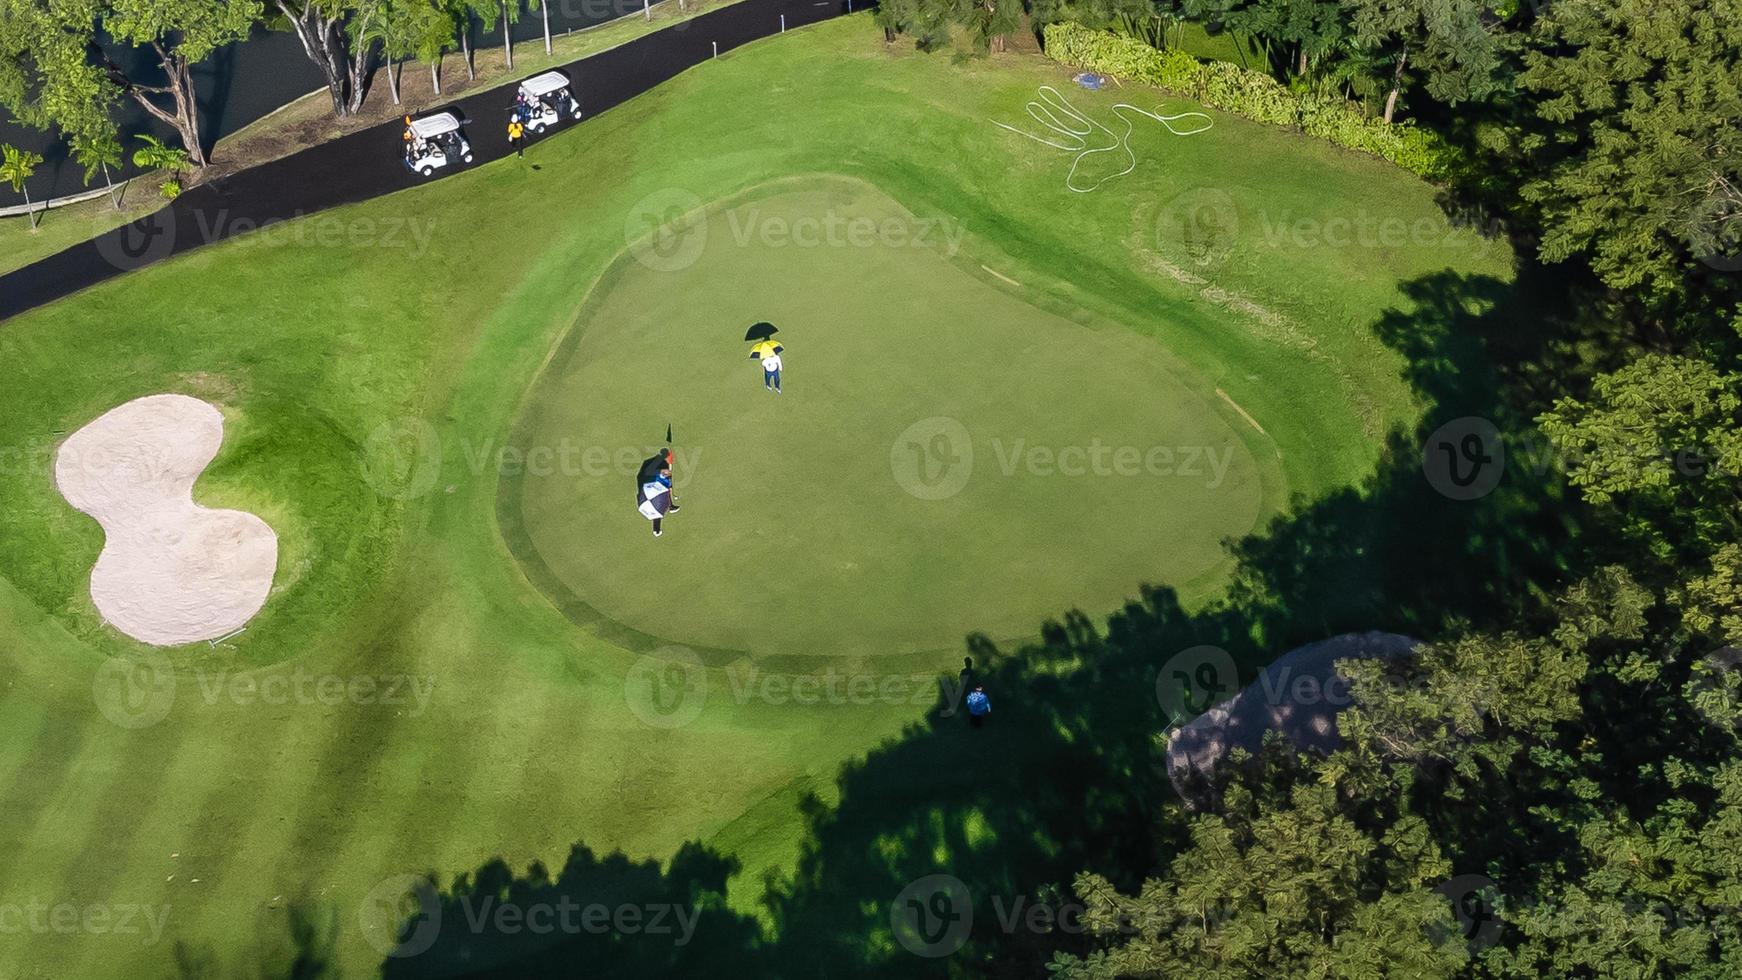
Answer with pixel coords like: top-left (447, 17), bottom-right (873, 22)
top-left (635, 448), bottom-right (679, 537)
top-left (746, 321), bottom-right (784, 394)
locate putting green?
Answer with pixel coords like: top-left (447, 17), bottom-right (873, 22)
top-left (507, 178), bottom-right (1282, 661)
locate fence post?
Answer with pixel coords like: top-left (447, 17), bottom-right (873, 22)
top-left (780, 13), bottom-right (786, 30)
top-left (712, 40), bottom-right (718, 57)
top-left (644, 0), bottom-right (650, 19)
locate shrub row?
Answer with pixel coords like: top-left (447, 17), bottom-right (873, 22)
top-left (1041, 22), bottom-right (1459, 180)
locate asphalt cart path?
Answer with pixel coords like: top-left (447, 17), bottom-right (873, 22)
top-left (0, 0), bottom-right (852, 323)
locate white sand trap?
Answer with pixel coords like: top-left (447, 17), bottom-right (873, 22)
top-left (55, 394), bottom-right (278, 646)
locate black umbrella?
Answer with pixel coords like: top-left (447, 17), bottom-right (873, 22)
top-left (635, 448), bottom-right (670, 499)
top-left (744, 321), bottom-right (778, 342)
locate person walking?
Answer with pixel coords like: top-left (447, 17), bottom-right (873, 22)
top-left (508, 118), bottom-right (526, 158)
top-left (761, 349), bottom-right (783, 393)
top-left (966, 686), bottom-right (990, 728)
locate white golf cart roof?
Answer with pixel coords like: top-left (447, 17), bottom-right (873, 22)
top-left (408, 113), bottom-right (462, 139)
top-left (519, 71), bottom-right (571, 99)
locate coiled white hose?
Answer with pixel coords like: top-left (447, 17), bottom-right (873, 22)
top-left (992, 84), bottom-right (1212, 193)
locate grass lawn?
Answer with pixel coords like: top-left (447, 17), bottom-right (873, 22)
top-left (0, 187), bottom-right (164, 281)
top-left (0, 13), bottom-right (1511, 978)
top-left (0, 0), bottom-right (749, 279)
top-left (509, 177), bottom-right (1280, 663)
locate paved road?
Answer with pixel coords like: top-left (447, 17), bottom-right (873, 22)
top-left (0, 0), bottom-right (853, 323)
top-left (0, 1), bottom-right (720, 204)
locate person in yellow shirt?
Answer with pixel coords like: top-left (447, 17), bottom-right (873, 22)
top-left (508, 118), bottom-right (525, 158)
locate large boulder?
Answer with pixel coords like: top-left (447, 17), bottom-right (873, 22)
top-left (1165, 631), bottom-right (1419, 803)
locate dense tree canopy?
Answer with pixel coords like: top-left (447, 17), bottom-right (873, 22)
top-left (0, 0), bottom-right (259, 166)
top-left (1519, 0), bottom-right (1742, 297)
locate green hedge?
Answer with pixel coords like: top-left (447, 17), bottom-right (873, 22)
top-left (1041, 22), bottom-right (1459, 180)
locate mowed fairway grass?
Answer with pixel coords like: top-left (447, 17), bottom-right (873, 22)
top-left (0, 14), bottom-right (1511, 978)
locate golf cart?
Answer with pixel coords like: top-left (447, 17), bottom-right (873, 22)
top-left (403, 112), bottom-right (474, 177)
top-left (515, 71), bottom-right (582, 134)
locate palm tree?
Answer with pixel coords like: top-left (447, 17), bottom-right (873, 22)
top-left (500, 0), bottom-right (524, 70)
top-left (71, 132), bottom-right (126, 209)
top-left (1, 143), bottom-right (46, 230)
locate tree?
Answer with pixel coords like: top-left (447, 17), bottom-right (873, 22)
top-left (1343, 0), bottom-right (1507, 123)
top-left (407, 0), bottom-right (456, 94)
top-left (1027, 0), bottom-right (1154, 30)
top-left (1518, 0), bottom-right (1742, 297)
top-left (1538, 353), bottom-right (1742, 559)
top-left (70, 131), bottom-right (125, 208)
top-left (955, 0), bottom-right (1023, 52)
top-left (499, 0), bottom-right (524, 70)
top-left (0, 0), bottom-right (124, 161)
top-left (0, 143), bottom-right (45, 229)
top-left (451, 0), bottom-right (505, 81)
top-left (272, 0), bottom-right (381, 117)
top-left (450, 0), bottom-right (476, 80)
top-left (874, 0), bottom-right (954, 51)
top-left (1047, 570), bottom-right (1684, 979)
top-left (132, 133), bottom-right (192, 198)
top-left (0, 0), bottom-right (259, 169)
top-left (1252, 0), bottom-right (1346, 77)
top-left (100, 0), bottom-right (260, 167)
top-left (1052, 786), bottom-right (1465, 978)
top-left (356, 0), bottom-right (451, 105)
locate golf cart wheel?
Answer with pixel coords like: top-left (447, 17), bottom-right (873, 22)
top-left (419, 165), bottom-right (435, 177)
top-left (532, 123), bottom-right (546, 135)
top-left (463, 153), bottom-right (475, 163)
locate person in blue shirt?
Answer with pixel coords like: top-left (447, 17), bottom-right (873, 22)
top-left (966, 686), bottom-right (990, 728)
top-left (635, 449), bottom-right (680, 537)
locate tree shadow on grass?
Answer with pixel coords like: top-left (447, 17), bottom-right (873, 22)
top-left (371, 843), bottom-right (761, 978)
top-left (1225, 263), bottom-right (1586, 650)
top-left (743, 266), bottom-right (1594, 977)
top-left (232, 266), bottom-right (1597, 978)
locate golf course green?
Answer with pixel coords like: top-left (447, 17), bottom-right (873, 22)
top-left (508, 177), bottom-right (1278, 662)
top-left (0, 13), bottom-right (1512, 977)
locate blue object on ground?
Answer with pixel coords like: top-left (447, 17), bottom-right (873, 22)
top-left (1073, 72), bottom-right (1108, 90)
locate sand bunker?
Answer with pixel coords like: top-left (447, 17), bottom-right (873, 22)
top-left (55, 394), bottom-right (277, 646)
